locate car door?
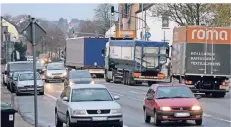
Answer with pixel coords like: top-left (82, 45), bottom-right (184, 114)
top-left (59, 87), bottom-right (71, 121)
top-left (145, 88), bottom-right (153, 116)
top-left (57, 87), bottom-right (68, 121)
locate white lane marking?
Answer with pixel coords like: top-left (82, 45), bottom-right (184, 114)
top-left (45, 92), bottom-right (129, 127)
top-left (203, 113), bottom-right (231, 123)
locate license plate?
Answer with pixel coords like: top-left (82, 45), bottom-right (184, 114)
top-left (174, 112), bottom-right (190, 117)
top-left (220, 85), bottom-right (228, 90)
top-left (92, 117), bottom-right (107, 121)
top-left (27, 88), bottom-right (34, 90)
top-left (54, 76), bottom-right (61, 78)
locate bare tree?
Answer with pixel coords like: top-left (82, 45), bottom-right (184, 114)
top-left (78, 20), bottom-right (97, 34)
top-left (150, 3), bottom-right (210, 26)
top-left (94, 4), bottom-right (115, 35)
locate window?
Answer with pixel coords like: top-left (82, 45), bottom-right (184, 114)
top-left (19, 73), bottom-right (41, 81)
top-left (156, 86), bottom-right (195, 99)
top-left (70, 71), bottom-right (91, 79)
top-left (47, 64), bottom-right (65, 70)
top-left (71, 88), bottom-right (113, 102)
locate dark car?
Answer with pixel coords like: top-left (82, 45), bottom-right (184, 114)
top-left (64, 70), bottom-right (94, 87)
top-left (2, 61), bottom-right (33, 90)
top-left (143, 84), bottom-right (203, 126)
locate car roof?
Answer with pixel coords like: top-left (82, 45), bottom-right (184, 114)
top-left (18, 71), bottom-right (39, 74)
top-left (70, 70), bottom-right (89, 73)
top-left (70, 84), bottom-right (106, 89)
top-left (8, 61), bottom-right (33, 64)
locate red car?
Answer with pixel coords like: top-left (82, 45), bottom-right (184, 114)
top-left (143, 84), bottom-right (203, 126)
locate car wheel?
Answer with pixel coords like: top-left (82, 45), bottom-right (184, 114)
top-left (16, 91), bottom-right (21, 96)
top-left (45, 79), bottom-right (49, 83)
top-left (115, 122), bottom-right (123, 127)
top-left (154, 111), bottom-right (161, 126)
top-left (55, 111), bottom-right (63, 127)
top-left (144, 109), bottom-right (151, 123)
top-left (66, 114), bottom-right (73, 127)
top-left (195, 119), bottom-right (202, 125)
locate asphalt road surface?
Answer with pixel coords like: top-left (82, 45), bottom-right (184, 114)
top-left (10, 79), bottom-right (231, 127)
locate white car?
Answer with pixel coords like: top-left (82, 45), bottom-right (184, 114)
top-left (15, 71), bottom-right (45, 96)
top-left (55, 84), bottom-right (123, 127)
top-left (44, 63), bottom-right (67, 82)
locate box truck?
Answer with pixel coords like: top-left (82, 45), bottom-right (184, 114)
top-left (65, 37), bottom-right (108, 77)
top-left (171, 26), bottom-right (230, 97)
top-left (101, 39), bottom-right (171, 86)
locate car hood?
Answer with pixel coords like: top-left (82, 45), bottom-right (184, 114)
top-left (156, 98), bottom-right (200, 107)
top-left (47, 70), bottom-right (66, 74)
top-left (70, 78), bottom-right (93, 84)
top-left (69, 101), bottom-right (121, 110)
top-left (17, 80), bottom-right (44, 86)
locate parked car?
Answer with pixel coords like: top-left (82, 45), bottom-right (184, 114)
top-left (15, 71), bottom-right (45, 96)
top-left (44, 63), bottom-right (67, 82)
top-left (8, 71), bottom-right (25, 92)
top-left (55, 84), bottom-right (123, 127)
top-left (2, 61), bottom-right (33, 90)
top-left (26, 56), bottom-right (33, 61)
top-left (143, 84), bottom-right (203, 126)
top-left (64, 70), bottom-right (94, 87)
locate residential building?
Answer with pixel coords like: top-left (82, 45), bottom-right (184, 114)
top-left (135, 4), bottom-right (179, 45)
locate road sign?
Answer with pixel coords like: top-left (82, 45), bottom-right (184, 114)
top-left (146, 26), bottom-right (150, 31)
top-left (116, 30), bottom-right (136, 38)
top-left (21, 22), bottom-right (46, 44)
top-left (145, 32), bottom-right (151, 39)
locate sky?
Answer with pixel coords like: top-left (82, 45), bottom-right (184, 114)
top-left (1, 3), bottom-right (118, 21)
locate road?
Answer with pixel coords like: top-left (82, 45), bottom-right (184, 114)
top-left (12, 79), bottom-right (231, 127)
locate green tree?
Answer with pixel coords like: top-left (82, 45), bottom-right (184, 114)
top-left (14, 42), bottom-right (27, 60)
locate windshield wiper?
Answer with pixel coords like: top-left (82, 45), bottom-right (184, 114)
top-left (171, 96), bottom-right (191, 98)
top-left (156, 97), bottom-right (172, 99)
top-left (91, 99), bottom-right (111, 101)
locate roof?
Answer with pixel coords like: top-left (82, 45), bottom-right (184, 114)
top-left (18, 71), bottom-right (40, 74)
top-left (110, 40), bottom-right (169, 47)
top-left (8, 61), bottom-right (33, 64)
top-left (151, 83), bottom-right (186, 88)
top-left (70, 84), bottom-right (106, 89)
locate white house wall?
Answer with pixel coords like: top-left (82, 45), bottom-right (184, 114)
top-left (136, 7), bottom-right (179, 45)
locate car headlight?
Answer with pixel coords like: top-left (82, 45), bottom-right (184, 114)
top-left (46, 72), bottom-right (52, 76)
top-left (90, 80), bottom-right (95, 84)
top-left (111, 108), bottom-right (122, 114)
top-left (160, 107), bottom-right (171, 111)
top-left (72, 110), bottom-right (86, 115)
top-left (69, 81), bottom-right (75, 85)
top-left (191, 106), bottom-right (201, 111)
top-left (41, 60), bottom-right (45, 64)
top-left (62, 72), bottom-right (67, 76)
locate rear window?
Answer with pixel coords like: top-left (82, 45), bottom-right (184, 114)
top-left (19, 73), bottom-right (41, 81)
top-left (9, 63), bottom-right (33, 72)
top-left (70, 71), bottom-right (91, 78)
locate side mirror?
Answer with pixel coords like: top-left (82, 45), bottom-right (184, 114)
top-left (196, 95), bottom-right (201, 99)
top-left (113, 96), bottom-right (120, 100)
top-left (147, 95), bottom-right (154, 100)
top-left (62, 97), bottom-right (69, 102)
top-left (101, 49), bottom-right (105, 56)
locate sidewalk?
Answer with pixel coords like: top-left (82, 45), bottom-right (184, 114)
top-left (1, 85), bottom-right (34, 127)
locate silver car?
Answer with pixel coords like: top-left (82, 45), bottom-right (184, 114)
top-left (15, 71), bottom-right (45, 96)
top-left (44, 63), bottom-right (67, 82)
top-left (55, 84), bottom-right (123, 127)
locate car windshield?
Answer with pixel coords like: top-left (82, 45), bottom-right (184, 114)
top-left (9, 63), bottom-right (33, 72)
top-left (19, 73), bottom-right (41, 81)
top-left (47, 64), bottom-right (65, 70)
top-left (70, 71), bottom-right (91, 79)
top-left (156, 86), bottom-right (195, 99)
top-left (71, 88), bottom-right (113, 102)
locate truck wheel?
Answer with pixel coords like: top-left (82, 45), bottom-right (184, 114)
top-left (113, 75), bottom-right (118, 83)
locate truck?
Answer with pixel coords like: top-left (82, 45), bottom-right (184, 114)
top-left (101, 38), bottom-right (171, 86)
top-left (171, 26), bottom-right (230, 97)
top-left (65, 37), bottom-right (108, 77)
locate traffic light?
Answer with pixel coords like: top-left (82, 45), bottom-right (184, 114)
top-left (111, 6), bottom-right (114, 16)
